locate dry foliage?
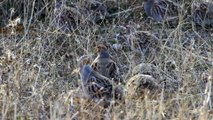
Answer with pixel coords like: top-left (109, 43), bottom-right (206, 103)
top-left (0, 0), bottom-right (212, 119)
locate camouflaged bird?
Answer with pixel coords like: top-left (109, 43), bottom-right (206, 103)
top-left (78, 55), bottom-right (123, 107)
top-left (127, 63), bottom-right (179, 100)
top-left (54, 0), bottom-right (81, 33)
top-left (191, 1), bottom-right (213, 27)
top-left (80, 0), bottom-right (109, 24)
top-left (131, 63), bottom-right (161, 80)
top-left (126, 74), bottom-right (161, 100)
top-left (143, 0), bottom-right (179, 22)
top-left (127, 63), bottom-right (162, 100)
top-left (91, 45), bottom-right (122, 84)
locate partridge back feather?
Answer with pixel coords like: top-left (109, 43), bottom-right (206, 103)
top-left (130, 63), bottom-right (180, 95)
top-left (82, 0), bottom-right (109, 23)
top-left (92, 58), bottom-right (118, 78)
top-left (144, 0), bottom-right (179, 22)
top-left (54, 0), bottom-right (81, 33)
top-left (91, 45), bottom-right (122, 84)
top-left (80, 64), bottom-right (123, 107)
top-left (126, 74), bottom-right (161, 100)
top-left (80, 65), bottom-right (112, 100)
top-left (131, 63), bottom-right (161, 80)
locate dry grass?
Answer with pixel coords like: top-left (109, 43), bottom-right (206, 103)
top-left (0, 0), bottom-right (212, 119)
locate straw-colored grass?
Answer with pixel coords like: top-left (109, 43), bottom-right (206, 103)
top-left (0, 0), bottom-right (212, 119)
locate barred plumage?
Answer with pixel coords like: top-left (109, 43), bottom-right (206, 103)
top-left (143, 0), bottom-right (179, 22)
top-left (127, 63), bottom-right (180, 100)
top-left (81, 65), bottom-right (112, 100)
top-left (131, 63), bottom-right (161, 80)
top-left (87, 0), bottom-right (109, 22)
top-left (78, 56), bottom-right (123, 107)
top-left (54, 0), bottom-right (81, 33)
top-left (126, 74), bottom-right (161, 100)
top-left (91, 45), bottom-right (123, 84)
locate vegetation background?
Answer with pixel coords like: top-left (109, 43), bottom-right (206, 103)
top-left (0, 0), bottom-right (212, 119)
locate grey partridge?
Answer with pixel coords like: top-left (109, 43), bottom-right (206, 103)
top-left (143, 0), bottom-right (180, 23)
top-left (78, 55), bottom-right (123, 107)
top-left (91, 44), bottom-right (123, 84)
